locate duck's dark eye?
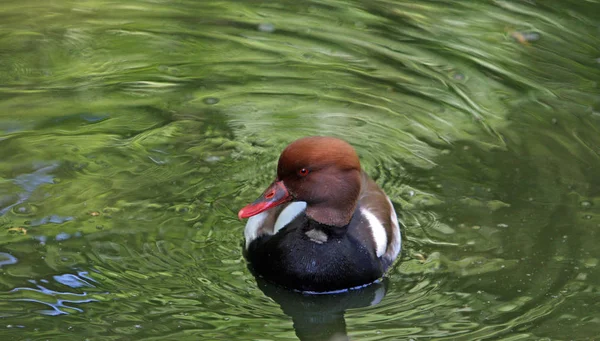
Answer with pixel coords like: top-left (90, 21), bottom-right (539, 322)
top-left (298, 168), bottom-right (309, 177)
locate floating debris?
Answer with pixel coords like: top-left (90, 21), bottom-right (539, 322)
top-left (509, 30), bottom-right (541, 45)
top-left (7, 227), bottom-right (27, 235)
top-left (453, 73), bottom-right (465, 81)
top-left (414, 253), bottom-right (427, 263)
top-left (203, 97), bottom-right (220, 105)
top-left (258, 23), bottom-right (275, 33)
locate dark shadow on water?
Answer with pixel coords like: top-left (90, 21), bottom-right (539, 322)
top-left (254, 276), bottom-right (388, 341)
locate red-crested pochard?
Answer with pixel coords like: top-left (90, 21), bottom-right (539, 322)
top-left (239, 136), bottom-right (402, 293)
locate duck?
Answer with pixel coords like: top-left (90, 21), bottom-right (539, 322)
top-left (238, 136), bottom-right (402, 293)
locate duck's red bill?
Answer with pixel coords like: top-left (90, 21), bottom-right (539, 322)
top-left (238, 181), bottom-right (291, 219)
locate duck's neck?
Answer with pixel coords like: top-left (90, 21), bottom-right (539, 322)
top-left (305, 185), bottom-right (360, 227)
top-left (303, 168), bottom-right (362, 227)
top-left (306, 203), bottom-right (356, 227)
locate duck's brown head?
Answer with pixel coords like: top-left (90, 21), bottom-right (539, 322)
top-left (238, 136), bottom-right (362, 227)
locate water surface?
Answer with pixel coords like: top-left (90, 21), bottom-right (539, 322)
top-left (0, 0), bottom-right (599, 340)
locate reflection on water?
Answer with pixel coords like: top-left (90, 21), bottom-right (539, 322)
top-left (0, 0), bottom-right (599, 339)
top-left (256, 278), bottom-right (388, 341)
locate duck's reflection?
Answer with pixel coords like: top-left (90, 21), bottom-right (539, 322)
top-left (255, 277), bottom-right (388, 341)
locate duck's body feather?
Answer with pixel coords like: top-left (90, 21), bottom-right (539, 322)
top-left (244, 171), bottom-right (401, 292)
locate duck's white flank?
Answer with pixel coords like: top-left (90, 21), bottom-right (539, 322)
top-left (244, 199), bottom-right (400, 261)
top-left (244, 211), bottom-right (268, 249)
top-left (273, 201), bottom-right (307, 233)
top-left (385, 196), bottom-right (402, 260)
top-left (360, 207), bottom-right (388, 257)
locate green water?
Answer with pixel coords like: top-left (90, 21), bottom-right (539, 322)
top-left (1, 0), bottom-right (599, 340)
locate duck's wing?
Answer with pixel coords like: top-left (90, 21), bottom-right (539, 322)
top-left (357, 171), bottom-right (402, 267)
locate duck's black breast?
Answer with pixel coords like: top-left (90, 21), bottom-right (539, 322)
top-left (246, 211), bottom-right (384, 292)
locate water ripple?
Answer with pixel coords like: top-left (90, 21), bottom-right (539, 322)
top-left (0, 0), bottom-right (598, 340)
